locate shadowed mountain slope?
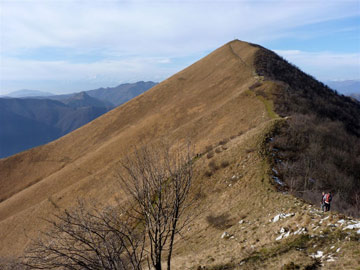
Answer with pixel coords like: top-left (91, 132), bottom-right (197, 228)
top-left (1, 40), bottom-right (359, 269)
top-left (0, 95), bottom-right (110, 158)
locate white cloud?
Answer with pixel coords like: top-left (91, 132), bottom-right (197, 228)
top-left (2, 0), bottom-right (358, 55)
top-left (0, 0), bottom-right (359, 92)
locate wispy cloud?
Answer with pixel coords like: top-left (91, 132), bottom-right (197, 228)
top-left (276, 50), bottom-right (360, 81)
top-left (1, 0), bottom-right (359, 93)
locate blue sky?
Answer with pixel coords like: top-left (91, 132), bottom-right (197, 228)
top-left (0, 0), bottom-right (359, 95)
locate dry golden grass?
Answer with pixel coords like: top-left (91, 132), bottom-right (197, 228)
top-left (0, 40), bottom-right (359, 269)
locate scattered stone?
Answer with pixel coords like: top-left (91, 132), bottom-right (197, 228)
top-left (221, 232), bottom-right (231, 239)
top-left (294, 227), bottom-right (307, 235)
top-left (336, 248), bottom-right (341, 253)
top-left (343, 222), bottom-right (360, 230)
top-left (327, 255), bottom-right (336, 262)
top-left (337, 219), bottom-right (346, 225)
top-left (271, 213), bottom-right (294, 223)
top-left (310, 251), bottom-right (324, 259)
top-left (238, 220), bottom-right (244, 224)
top-left (273, 176), bottom-right (285, 186)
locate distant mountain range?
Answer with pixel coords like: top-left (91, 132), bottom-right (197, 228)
top-left (0, 81), bottom-right (156, 158)
top-left (326, 80), bottom-right (360, 96)
top-left (350, 93), bottom-right (360, 101)
top-left (3, 89), bottom-right (54, 98)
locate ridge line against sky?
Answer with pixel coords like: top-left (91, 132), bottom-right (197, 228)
top-left (1, 0), bottom-right (359, 95)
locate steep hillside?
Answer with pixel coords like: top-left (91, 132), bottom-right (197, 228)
top-left (254, 46), bottom-right (360, 216)
top-left (0, 40), bottom-right (359, 269)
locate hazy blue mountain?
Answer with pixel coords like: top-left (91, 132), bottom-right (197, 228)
top-left (3, 89), bottom-right (54, 98)
top-left (0, 106), bottom-right (60, 158)
top-left (326, 80), bottom-right (360, 95)
top-left (85, 81), bottom-right (157, 106)
top-left (0, 81), bottom-right (156, 158)
top-left (47, 81), bottom-right (157, 106)
top-left (350, 93), bottom-right (360, 101)
top-left (0, 95), bottom-right (110, 158)
top-left (62, 91), bottom-right (112, 109)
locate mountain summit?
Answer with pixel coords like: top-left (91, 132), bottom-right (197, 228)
top-left (0, 40), bottom-right (359, 269)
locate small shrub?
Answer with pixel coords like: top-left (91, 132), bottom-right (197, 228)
top-left (205, 144), bottom-right (213, 152)
top-left (206, 213), bottom-right (233, 230)
top-left (207, 151), bottom-right (214, 159)
top-left (249, 81), bottom-right (262, 90)
top-left (215, 148), bottom-right (222, 154)
top-left (204, 170), bottom-right (213, 177)
top-left (282, 262), bottom-right (300, 270)
top-left (218, 138), bottom-right (229, 145)
top-left (230, 135), bottom-right (236, 140)
top-left (221, 160), bottom-right (230, 168)
top-left (209, 160), bottom-right (219, 171)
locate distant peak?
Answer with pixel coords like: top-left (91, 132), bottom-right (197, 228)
top-left (73, 91), bottom-right (90, 99)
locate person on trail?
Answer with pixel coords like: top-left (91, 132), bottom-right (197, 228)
top-left (321, 191), bottom-right (325, 212)
top-left (324, 191), bottom-right (332, 212)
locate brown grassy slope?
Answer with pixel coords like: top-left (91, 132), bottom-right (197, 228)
top-left (169, 120), bottom-right (360, 270)
top-left (1, 40), bottom-right (360, 269)
top-left (0, 40), bottom-right (270, 256)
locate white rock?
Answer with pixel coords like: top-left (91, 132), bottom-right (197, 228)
top-left (343, 222), bottom-right (360, 230)
top-left (337, 219), bottom-right (346, 224)
top-left (239, 220), bottom-right (244, 224)
top-left (280, 227), bottom-right (286, 233)
top-left (272, 213), bottom-right (295, 223)
top-left (336, 248), bottom-right (341, 253)
top-left (314, 251), bottom-right (324, 258)
top-left (357, 229), bottom-right (360, 235)
top-left (276, 234), bottom-right (284, 241)
top-left (221, 232), bottom-right (230, 239)
top-left (294, 227), bottom-right (307, 235)
top-left (330, 246), bottom-right (335, 249)
top-left (283, 231), bottom-right (291, 238)
top-left (273, 214), bottom-right (281, 222)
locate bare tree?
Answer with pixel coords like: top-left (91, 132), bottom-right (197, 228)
top-left (22, 143), bottom-right (195, 270)
top-left (23, 201), bottom-right (145, 270)
top-left (119, 143), bottom-right (194, 270)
